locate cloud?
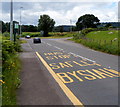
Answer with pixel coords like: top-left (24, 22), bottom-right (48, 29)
top-left (2, 0), bottom-right (119, 2)
top-left (1, 1), bottom-right (118, 26)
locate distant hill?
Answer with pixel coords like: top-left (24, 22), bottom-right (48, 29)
top-left (98, 22), bottom-right (120, 28)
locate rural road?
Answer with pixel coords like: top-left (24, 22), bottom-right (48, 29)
top-left (18, 37), bottom-right (119, 106)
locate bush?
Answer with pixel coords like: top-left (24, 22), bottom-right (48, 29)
top-left (73, 28), bottom-right (95, 40)
top-left (2, 39), bottom-right (21, 105)
top-left (3, 32), bottom-right (10, 37)
top-left (81, 28), bottom-right (95, 36)
top-left (14, 41), bottom-right (22, 52)
top-left (97, 27), bottom-right (108, 31)
top-left (2, 40), bottom-right (21, 61)
top-left (22, 32), bottom-right (41, 37)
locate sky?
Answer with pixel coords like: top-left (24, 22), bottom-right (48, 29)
top-left (1, 0), bottom-right (119, 26)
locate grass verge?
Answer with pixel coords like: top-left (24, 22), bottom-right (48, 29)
top-left (2, 54), bottom-right (21, 105)
top-left (2, 35), bottom-right (22, 105)
top-left (71, 30), bottom-right (120, 55)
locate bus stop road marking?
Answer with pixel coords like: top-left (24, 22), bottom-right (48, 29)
top-left (36, 52), bottom-right (84, 106)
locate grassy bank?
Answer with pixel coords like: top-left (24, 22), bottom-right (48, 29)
top-left (2, 34), bottom-right (22, 105)
top-left (22, 32), bottom-right (41, 37)
top-left (22, 32), bottom-right (76, 38)
top-left (71, 30), bottom-right (119, 55)
top-left (0, 34), bottom-right (2, 106)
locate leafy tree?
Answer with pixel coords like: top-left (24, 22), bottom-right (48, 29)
top-left (59, 26), bottom-right (64, 33)
top-left (5, 22), bottom-right (10, 32)
top-left (22, 25), bottom-right (38, 32)
top-left (105, 23), bottom-right (112, 28)
top-left (38, 14), bottom-right (55, 37)
top-left (76, 14), bottom-right (100, 30)
top-left (0, 21), bottom-right (7, 33)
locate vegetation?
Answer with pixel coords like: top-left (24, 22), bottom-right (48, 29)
top-left (76, 14), bottom-right (100, 30)
top-left (38, 14), bottom-right (55, 37)
top-left (49, 32), bottom-right (76, 37)
top-left (72, 29), bottom-right (119, 55)
top-left (22, 32), bottom-right (41, 37)
top-left (22, 25), bottom-right (38, 32)
top-left (2, 33), bottom-right (22, 105)
top-left (22, 32), bottom-right (75, 38)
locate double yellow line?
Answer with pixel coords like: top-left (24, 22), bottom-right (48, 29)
top-left (36, 52), bottom-right (84, 107)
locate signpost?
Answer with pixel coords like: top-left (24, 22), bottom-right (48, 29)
top-left (10, 0), bottom-right (13, 41)
top-left (13, 21), bottom-right (19, 42)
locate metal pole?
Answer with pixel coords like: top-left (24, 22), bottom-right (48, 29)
top-left (70, 19), bottom-right (72, 32)
top-left (10, 0), bottom-right (13, 41)
top-left (20, 7), bottom-right (23, 37)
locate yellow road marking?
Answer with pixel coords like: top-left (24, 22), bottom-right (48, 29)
top-left (36, 52), bottom-right (84, 106)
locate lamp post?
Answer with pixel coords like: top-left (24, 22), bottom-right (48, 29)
top-left (20, 7), bottom-right (23, 37)
top-left (70, 19), bottom-right (72, 32)
top-left (10, 0), bottom-right (13, 41)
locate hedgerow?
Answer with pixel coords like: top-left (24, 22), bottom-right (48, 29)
top-left (2, 35), bottom-right (22, 105)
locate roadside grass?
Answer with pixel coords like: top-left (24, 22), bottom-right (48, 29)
top-left (49, 32), bottom-right (76, 37)
top-left (71, 30), bottom-right (120, 55)
top-left (2, 34), bottom-right (22, 105)
top-left (19, 39), bottom-right (27, 43)
top-left (22, 32), bottom-right (41, 37)
top-left (0, 33), bottom-right (2, 106)
top-left (86, 30), bottom-right (118, 45)
top-left (32, 36), bottom-right (71, 39)
top-left (2, 54), bottom-right (21, 105)
top-left (22, 32), bottom-right (76, 38)
top-left (0, 34), bottom-right (2, 42)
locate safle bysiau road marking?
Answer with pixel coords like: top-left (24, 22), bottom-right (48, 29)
top-left (36, 52), bottom-right (84, 106)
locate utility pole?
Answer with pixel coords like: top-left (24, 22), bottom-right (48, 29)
top-left (10, 0), bottom-right (13, 41)
top-left (70, 19), bottom-right (72, 32)
top-left (20, 7), bottom-right (23, 37)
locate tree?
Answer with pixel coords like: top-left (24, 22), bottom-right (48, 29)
top-left (22, 25), bottom-right (38, 32)
top-left (105, 23), bottom-right (112, 28)
top-left (5, 22), bottom-right (10, 32)
top-left (76, 14), bottom-right (100, 30)
top-left (0, 21), bottom-right (7, 33)
top-left (59, 26), bottom-right (64, 33)
top-left (38, 14), bottom-right (55, 37)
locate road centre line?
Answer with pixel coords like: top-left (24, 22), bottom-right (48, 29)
top-left (54, 46), bottom-right (64, 50)
top-left (46, 43), bottom-right (52, 46)
top-left (68, 52), bottom-right (96, 63)
top-left (36, 52), bottom-right (84, 106)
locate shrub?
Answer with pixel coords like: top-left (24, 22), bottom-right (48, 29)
top-left (81, 28), bottom-right (95, 36)
top-left (97, 27), bottom-right (108, 31)
top-left (2, 38), bottom-right (21, 105)
top-left (22, 32), bottom-right (41, 37)
top-left (3, 32), bottom-right (10, 37)
top-left (73, 28), bottom-right (95, 40)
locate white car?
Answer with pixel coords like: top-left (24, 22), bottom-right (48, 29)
top-left (25, 35), bottom-right (31, 39)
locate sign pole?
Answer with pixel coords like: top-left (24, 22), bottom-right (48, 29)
top-left (10, 0), bottom-right (13, 41)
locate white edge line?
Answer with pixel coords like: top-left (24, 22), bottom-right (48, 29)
top-left (68, 52), bottom-right (96, 63)
top-left (47, 43), bottom-right (52, 46)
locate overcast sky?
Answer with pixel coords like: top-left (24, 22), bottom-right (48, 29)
top-left (1, 0), bottom-right (119, 26)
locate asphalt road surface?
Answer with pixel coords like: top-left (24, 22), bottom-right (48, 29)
top-left (22, 37), bottom-right (119, 106)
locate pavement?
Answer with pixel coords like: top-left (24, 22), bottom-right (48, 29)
top-left (17, 43), bottom-right (73, 106)
top-left (17, 37), bottom-right (119, 106)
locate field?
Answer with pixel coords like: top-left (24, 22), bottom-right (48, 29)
top-left (86, 30), bottom-right (118, 45)
top-left (22, 32), bottom-right (75, 38)
top-left (72, 30), bottom-right (120, 55)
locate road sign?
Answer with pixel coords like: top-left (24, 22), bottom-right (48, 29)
top-left (15, 23), bottom-right (19, 29)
